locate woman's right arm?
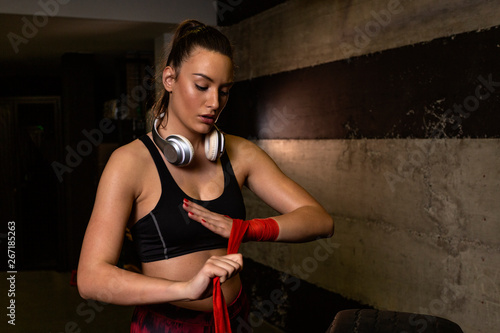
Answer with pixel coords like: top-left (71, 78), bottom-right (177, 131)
top-left (77, 144), bottom-right (242, 305)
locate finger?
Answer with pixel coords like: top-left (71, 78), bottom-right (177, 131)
top-left (183, 199), bottom-right (210, 214)
top-left (183, 200), bottom-right (229, 222)
top-left (183, 200), bottom-right (230, 225)
top-left (207, 254), bottom-right (242, 271)
top-left (210, 254), bottom-right (243, 271)
top-left (182, 199), bottom-right (233, 237)
top-left (206, 255), bottom-right (243, 282)
top-left (183, 199), bottom-right (213, 221)
top-left (199, 217), bottom-right (228, 233)
top-left (221, 253), bottom-right (243, 266)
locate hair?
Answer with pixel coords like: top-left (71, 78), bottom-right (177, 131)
top-left (152, 19), bottom-right (234, 121)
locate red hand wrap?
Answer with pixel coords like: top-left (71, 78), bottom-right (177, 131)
top-left (213, 219), bottom-right (249, 333)
top-left (213, 218), bottom-right (279, 332)
top-left (242, 218), bottom-right (280, 242)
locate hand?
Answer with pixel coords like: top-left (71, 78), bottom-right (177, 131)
top-left (183, 199), bottom-right (280, 242)
top-left (182, 199), bottom-right (233, 238)
top-left (184, 253), bottom-right (243, 300)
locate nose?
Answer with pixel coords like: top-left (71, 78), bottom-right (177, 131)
top-left (206, 89), bottom-right (220, 111)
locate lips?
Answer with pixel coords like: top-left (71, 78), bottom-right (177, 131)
top-left (199, 114), bottom-right (215, 125)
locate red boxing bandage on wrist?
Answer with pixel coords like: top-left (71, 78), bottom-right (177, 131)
top-left (242, 218), bottom-right (279, 242)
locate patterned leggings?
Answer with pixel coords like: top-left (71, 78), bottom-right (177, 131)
top-left (130, 288), bottom-right (250, 333)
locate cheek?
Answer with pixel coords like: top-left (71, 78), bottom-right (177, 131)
top-left (220, 96), bottom-right (229, 109)
top-left (179, 84), bottom-right (203, 107)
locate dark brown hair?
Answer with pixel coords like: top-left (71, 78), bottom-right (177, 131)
top-left (152, 19), bottom-right (234, 121)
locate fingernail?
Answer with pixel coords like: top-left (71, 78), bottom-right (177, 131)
top-left (183, 198), bottom-right (189, 203)
top-left (201, 219), bottom-right (207, 223)
top-left (188, 211), bottom-right (193, 216)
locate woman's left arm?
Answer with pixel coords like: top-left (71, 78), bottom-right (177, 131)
top-left (242, 139), bottom-right (334, 242)
top-left (184, 137), bottom-right (334, 242)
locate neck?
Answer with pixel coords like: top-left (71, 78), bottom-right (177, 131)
top-left (156, 115), bottom-right (207, 154)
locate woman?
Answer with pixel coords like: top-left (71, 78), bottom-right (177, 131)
top-left (77, 19), bottom-right (334, 332)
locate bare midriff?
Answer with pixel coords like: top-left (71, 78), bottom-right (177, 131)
top-left (141, 248), bottom-right (241, 311)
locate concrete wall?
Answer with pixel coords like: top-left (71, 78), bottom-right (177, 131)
top-left (241, 140), bottom-right (500, 332)
top-left (222, 0), bottom-right (500, 332)
top-left (0, 0), bottom-right (216, 24)
top-left (223, 0), bottom-right (500, 81)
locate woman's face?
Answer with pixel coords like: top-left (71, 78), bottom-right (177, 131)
top-left (165, 47), bottom-right (233, 135)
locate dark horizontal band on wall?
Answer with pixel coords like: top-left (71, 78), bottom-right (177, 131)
top-left (219, 26), bottom-right (500, 139)
top-left (216, 0), bottom-right (287, 26)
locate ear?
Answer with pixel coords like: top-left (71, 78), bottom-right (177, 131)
top-left (162, 66), bottom-right (176, 92)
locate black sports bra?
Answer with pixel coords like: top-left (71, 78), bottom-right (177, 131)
top-left (130, 135), bottom-right (246, 262)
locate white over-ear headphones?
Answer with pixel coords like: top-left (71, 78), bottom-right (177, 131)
top-left (152, 113), bottom-right (225, 166)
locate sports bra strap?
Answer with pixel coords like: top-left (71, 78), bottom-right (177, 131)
top-left (139, 135), bottom-right (171, 188)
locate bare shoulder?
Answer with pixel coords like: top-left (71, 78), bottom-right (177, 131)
top-left (107, 137), bottom-right (149, 168)
top-left (224, 134), bottom-right (268, 162)
top-left (99, 137), bottom-right (152, 195)
top-left (223, 134), bottom-right (280, 183)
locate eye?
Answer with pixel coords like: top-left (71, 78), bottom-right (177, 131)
top-left (219, 89), bottom-right (230, 97)
top-left (195, 84), bottom-right (208, 91)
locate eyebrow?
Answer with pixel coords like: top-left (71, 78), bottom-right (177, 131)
top-left (192, 73), bottom-right (233, 87)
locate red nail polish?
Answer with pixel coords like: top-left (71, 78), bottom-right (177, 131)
top-left (183, 198), bottom-right (189, 203)
top-left (188, 211), bottom-right (193, 216)
top-left (201, 219), bottom-right (207, 223)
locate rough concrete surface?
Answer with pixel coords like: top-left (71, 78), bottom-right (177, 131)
top-left (221, 1), bottom-right (500, 331)
top-left (223, 0), bottom-right (500, 81)
top-left (241, 139), bottom-right (500, 332)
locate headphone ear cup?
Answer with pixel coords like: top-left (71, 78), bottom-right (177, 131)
top-left (164, 134), bottom-right (194, 166)
top-left (205, 128), bottom-right (225, 161)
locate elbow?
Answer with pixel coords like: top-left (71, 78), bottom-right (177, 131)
top-left (322, 214), bottom-right (334, 238)
top-left (76, 271), bottom-right (92, 300)
top-left (329, 216), bottom-right (335, 237)
top-left (78, 288), bottom-right (90, 301)
top-left (76, 266), bottom-right (99, 300)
